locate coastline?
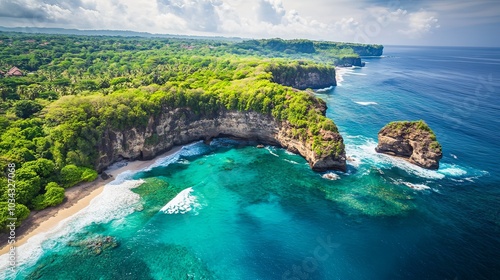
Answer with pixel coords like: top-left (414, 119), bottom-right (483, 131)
top-left (335, 66), bottom-right (351, 86)
top-left (0, 145), bottom-right (183, 256)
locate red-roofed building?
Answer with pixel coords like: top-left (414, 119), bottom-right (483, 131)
top-left (6, 67), bottom-right (23, 77)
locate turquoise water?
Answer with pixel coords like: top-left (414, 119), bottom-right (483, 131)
top-left (5, 46), bottom-right (500, 279)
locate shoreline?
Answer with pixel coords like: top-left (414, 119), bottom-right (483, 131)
top-left (335, 66), bottom-right (352, 86)
top-left (0, 145), bottom-right (183, 256)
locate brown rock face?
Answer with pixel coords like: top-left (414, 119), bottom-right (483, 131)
top-left (269, 64), bottom-right (336, 90)
top-left (375, 121), bottom-right (442, 169)
top-left (97, 108), bottom-right (346, 173)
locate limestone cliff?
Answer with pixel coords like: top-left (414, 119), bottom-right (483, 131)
top-left (351, 45), bottom-right (384, 56)
top-left (269, 63), bottom-right (336, 90)
top-left (97, 108), bottom-right (346, 173)
top-left (375, 121), bottom-right (442, 169)
top-left (336, 57), bottom-right (365, 67)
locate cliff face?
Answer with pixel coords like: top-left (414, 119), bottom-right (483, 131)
top-left (335, 57), bottom-right (365, 67)
top-left (269, 64), bottom-right (336, 90)
top-left (97, 108), bottom-right (346, 173)
top-left (375, 121), bottom-right (442, 169)
top-left (351, 45), bottom-right (384, 56)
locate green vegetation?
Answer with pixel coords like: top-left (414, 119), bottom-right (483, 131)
top-left (230, 38), bottom-right (383, 63)
top-left (387, 120), bottom-right (433, 134)
top-left (0, 32), bottom-right (382, 230)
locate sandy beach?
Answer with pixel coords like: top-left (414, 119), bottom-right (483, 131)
top-left (0, 146), bottom-right (183, 256)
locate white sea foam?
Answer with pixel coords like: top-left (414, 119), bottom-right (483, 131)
top-left (438, 164), bottom-right (467, 177)
top-left (145, 141), bottom-right (204, 171)
top-left (284, 159), bottom-right (299, 165)
top-left (344, 136), bottom-right (481, 181)
top-left (345, 137), bottom-right (446, 179)
top-left (402, 182), bottom-right (431, 190)
top-left (145, 151), bottom-right (181, 171)
top-left (160, 187), bottom-right (201, 215)
top-left (77, 179), bottom-right (144, 225)
top-left (355, 101), bottom-right (378, 106)
top-left (390, 178), bottom-right (431, 191)
top-left (0, 179), bottom-right (144, 273)
top-left (265, 147), bottom-right (279, 157)
top-left (335, 68), bottom-right (353, 86)
top-left (348, 72), bottom-right (367, 76)
top-left (322, 172), bottom-right (340, 180)
top-left (315, 86), bottom-right (334, 92)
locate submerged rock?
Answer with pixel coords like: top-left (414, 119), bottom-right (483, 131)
top-left (375, 120), bottom-right (442, 169)
top-left (68, 235), bottom-right (119, 256)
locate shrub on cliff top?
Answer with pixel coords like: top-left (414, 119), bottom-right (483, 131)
top-left (387, 120), bottom-right (433, 134)
top-left (385, 120), bottom-right (441, 153)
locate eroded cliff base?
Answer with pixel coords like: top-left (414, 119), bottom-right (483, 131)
top-left (97, 108), bottom-right (346, 173)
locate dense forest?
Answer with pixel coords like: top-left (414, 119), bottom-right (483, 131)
top-left (0, 32), bottom-right (382, 230)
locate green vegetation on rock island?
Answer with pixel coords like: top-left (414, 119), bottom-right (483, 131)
top-left (376, 120), bottom-right (442, 170)
top-left (0, 32), bottom-right (382, 230)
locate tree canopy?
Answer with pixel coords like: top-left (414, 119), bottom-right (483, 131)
top-left (0, 32), bottom-right (382, 231)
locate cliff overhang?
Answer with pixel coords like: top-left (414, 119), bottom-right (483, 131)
top-left (97, 108), bottom-right (347, 173)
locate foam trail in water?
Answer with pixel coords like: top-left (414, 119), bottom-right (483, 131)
top-left (265, 146), bottom-right (279, 157)
top-left (389, 178), bottom-right (431, 191)
top-left (438, 164), bottom-right (467, 177)
top-left (355, 101), bottom-right (378, 106)
top-left (315, 86), bottom-right (334, 92)
top-left (160, 187), bottom-right (201, 215)
top-left (349, 72), bottom-right (367, 76)
top-left (402, 182), bottom-right (431, 190)
top-left (284, 159), bottom-right (299, 165)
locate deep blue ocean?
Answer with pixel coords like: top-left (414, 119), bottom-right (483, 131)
top-left (3, 46), bottom-right (500, 279)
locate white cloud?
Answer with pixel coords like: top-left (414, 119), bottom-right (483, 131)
top-left (332, 17), bottom-right (359, 36)
top-left (368, 7), bottom-right (407, 27)
top-left (156, 0), bottom-right (221, 32)
top-left (41, 4), bottom-right (72, 21)
top-left (3, 0), bottom-right (486, 45)
top-left (255, 0), bottom-right (285, 25)
top-left (400, 10), bottom-right (440, 38)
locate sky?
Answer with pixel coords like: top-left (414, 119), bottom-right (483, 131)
top-left (0, 0), bottom-right (499, 46)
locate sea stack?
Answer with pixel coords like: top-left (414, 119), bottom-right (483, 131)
top-left (375, 120), bottom-right (442, 169)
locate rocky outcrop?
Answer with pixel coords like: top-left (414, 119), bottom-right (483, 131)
top-left (97, 108), bottom-right (346, 173)
top-left (351, 45), bottom-right (384, 56)
top-left (375, 121), bottom-right (442, 169)
top-left (269, 64), bottom-right (336, 90)
top-left (335, 57), bottom-right (365, 67)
